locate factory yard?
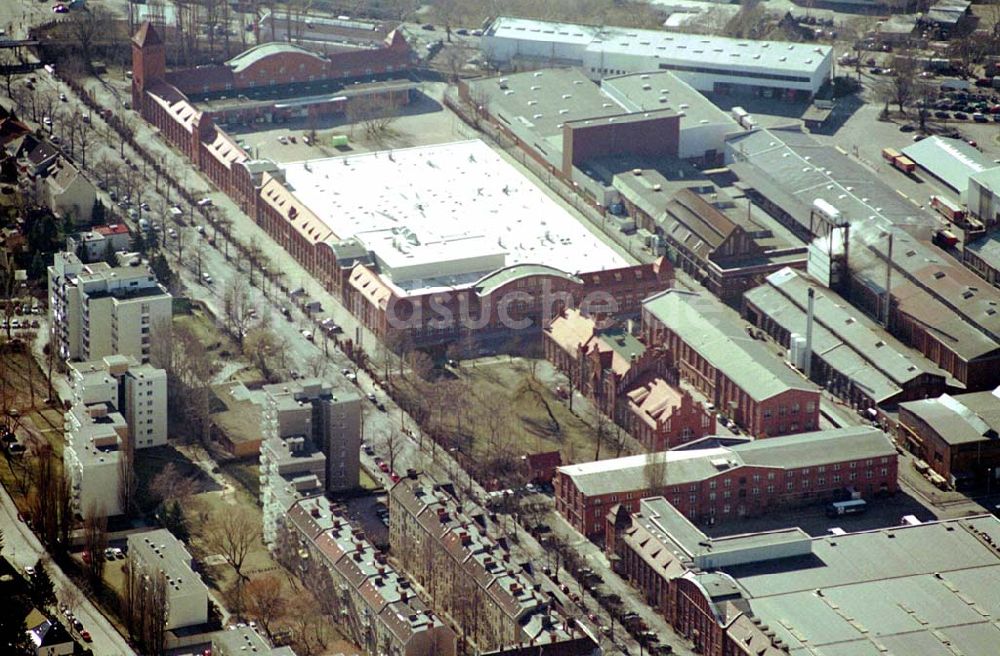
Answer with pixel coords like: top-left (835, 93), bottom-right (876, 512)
top-left (224, 82), bottom-right (470, 163)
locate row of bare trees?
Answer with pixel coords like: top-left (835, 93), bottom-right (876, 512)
top-left (121, 552), bottom-right (168, 656)
top-left (149, 317), bottom-right (218, 446)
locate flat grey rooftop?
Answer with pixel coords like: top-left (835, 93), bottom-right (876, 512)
top-left (727, 516), bottom-right (1000, 656)
top-left (601, 71), bottom-right (737, 127)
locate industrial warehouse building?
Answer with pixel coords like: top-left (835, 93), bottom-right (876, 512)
top-left (259, 140), bottom-right (672, 349)
top-left (608, 501), bottom-right (1000, 656)
top-left (480, 16), bottom-right (833, 98)
top-left (613, 169), bottom-right (807, 304)
top-left (463, 68), bottom-right (740, 168)
top-left (726, 127), bottom-right (1000, 390)
top-left (897, 387), bottom-right (1000, 489)
top-left (901, 135), bottom-right (994, 195)
top-left (743, 267), bottom-right (949, 409)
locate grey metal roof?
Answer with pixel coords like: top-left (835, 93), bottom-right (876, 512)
top-left (601, 70), bottom-right (737, 128)
top-left (643, 289), bottom-right (816, 402)
top-left (745, 267), bottom-right (948, 402)
top-left (901, 136), bottom-right (992, 193)
top-left (226, 42), bottom-right (326, 73)
top-left (857, 231), bottom-right (1000, 354)
top-left (969, 165), bottom-right (1000, 190)
top-left (559, 425), bottom-right (894, 497)
top-left (727, 126), bottom-right (937, 235)
top-left (964, 232), bottom-right (1000, 269)
top-left (899, 388), bottom-right (1000, 446)
top-left (729, 515), bottom-right (1000, 656)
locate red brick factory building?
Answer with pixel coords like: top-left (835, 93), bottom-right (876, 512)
top-left (555, 426), bottom-right (897, 536)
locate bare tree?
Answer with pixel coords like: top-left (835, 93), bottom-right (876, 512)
top-left (643, 450), bottom-right (669, 499)
top-left (890, 52), bottom-right (918, 114)
top-left (407, 349), bottom-right (434, 381)
top-left (287, 596), bottom-right (332, 656)
top-left (243, 575), bottom-right (286, 640)
top-left (82, 504), bottom-right (109, 584)
top-left (122, 551), bottom-right (168, 655)
top-left (591, 404), bottom-right (612, 461)
top-left (118, 444), bottom-right (138, 518)
top-left (381, 427), bottom-right (402, 472)
top-left (345, 96), bottom-right (399, 143)
top-left (305, 353), bottom-right (329, 378)
top-left (67, 7), bottom-right (114, 70)
top-left (223, 276), bottom-right (254, 348)
top-left (149, 462), bottom-right (198, 505)
top-left (0, 49), bottom-right (20, 98)
top-left (204, 506), bottom-right (260, 582)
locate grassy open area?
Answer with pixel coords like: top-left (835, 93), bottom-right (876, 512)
top-left (0, 348), bottom-right (67, 515)
top-left (394, 357), bottom-right (615, 485)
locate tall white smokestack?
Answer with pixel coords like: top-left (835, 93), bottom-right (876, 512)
top-left (804, 287), bottom-right (815, 379)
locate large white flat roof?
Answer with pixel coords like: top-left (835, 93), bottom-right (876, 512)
top-left (282, 140), bottom-right (628, 295)
top-left (486, 16), bottom-right (832, 77)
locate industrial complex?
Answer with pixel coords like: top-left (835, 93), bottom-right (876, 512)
top-left (480, 17), bottom-right (834, 98)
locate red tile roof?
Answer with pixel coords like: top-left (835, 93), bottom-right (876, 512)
top-left (94, 224), bottom-right (130, 236)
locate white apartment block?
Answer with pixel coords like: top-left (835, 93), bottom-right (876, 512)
top-left (48, 251), bottom-right (172, 363)
top-left (127, 529), bottom-right (209, 630)
top-left (68, 355), bottom-right (168, 450)
top-left (211, 625), bottom-right (297, 656)
top-left (63, 402), bottom-right (126, 516)
top-left (262, 379), bottom-right (361, 493)
top-left (260, 434), bottom-right (327, 547)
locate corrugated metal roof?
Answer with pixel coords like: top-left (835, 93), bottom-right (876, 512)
top-left (902, 136), bottom-right (991, 193)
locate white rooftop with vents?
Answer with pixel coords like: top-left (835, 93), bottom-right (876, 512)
top-left (282, 140), bottom-right (628, 294)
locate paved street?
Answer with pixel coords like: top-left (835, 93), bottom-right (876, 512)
top-left (1, 484), bottom-right (137, 656)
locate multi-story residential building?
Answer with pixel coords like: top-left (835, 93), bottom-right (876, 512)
top-left (63, 402), bottom-right (127, 516)
top-left (260, 433), bottom-right (327, 548)
top-left (897, 387), bottom-right (1000, 489)
top-left (389, 472), bottom-right (598, 655)
top-left (272, 496), bottom-right (457, 656)
top-left (211, 625), bottom-right (297, 656)
top-left (127, 529), bottom-right (210, 630)
top-left (262, 379), bottom-right (361, 493)
top-left (607, 498), bottom-right (1000, 656)
top-left (63, 355), bottom-right (169, 516)
top-left (642, 289), bottom-right (820, 437)
top-left (47, 251), bottom-right (172, 363)
top-left (69, 355), bottom-right (168, 449)
top-left (544, 308), bottom-right (715, 452)
top-left (555, 426), bottom-right (898, 536)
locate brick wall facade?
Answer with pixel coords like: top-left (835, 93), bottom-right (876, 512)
top-left (556, 452), bottom-right (898, 536)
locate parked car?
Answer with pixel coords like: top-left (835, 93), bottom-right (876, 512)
top-left (202, 272), bottom-right (213, 284)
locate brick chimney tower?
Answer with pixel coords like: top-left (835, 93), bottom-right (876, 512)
top-left (131, 22), bottom-right (165, 114)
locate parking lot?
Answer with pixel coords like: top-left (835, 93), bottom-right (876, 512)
top-left (223, 81), bottom-right (472, 164)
